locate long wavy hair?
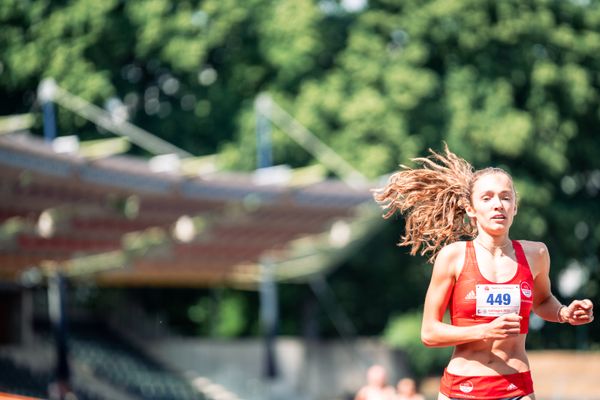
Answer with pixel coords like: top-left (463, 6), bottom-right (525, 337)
top-left (373, 144), bottom-right (512, 263)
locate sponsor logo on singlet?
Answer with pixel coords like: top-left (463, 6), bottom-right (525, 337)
top-left (459, 381), bottom-right (474, 393)
top-left (521, 281), bottom-right (532, 298)
top-left (507, 383), bottom-right (518, 391)
top-left (464, 290), bottom-right (476, 300)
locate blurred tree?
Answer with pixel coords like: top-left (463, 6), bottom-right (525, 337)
top-left (1, 0), bottom-right (599, 352)
top-left (277, 0), bottom-right (600, 346)
top-left (187, 289), bottom-right (248, 337)
top-left (273, 0), bottom-right (600, 351)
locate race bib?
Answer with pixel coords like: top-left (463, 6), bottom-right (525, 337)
top-left (476, 284), bottom-right (521, 317)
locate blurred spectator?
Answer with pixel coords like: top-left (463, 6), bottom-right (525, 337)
top-left (354, 364), bottom-right (396, 400)
top-left (395, 377), bottom-right (424, 400)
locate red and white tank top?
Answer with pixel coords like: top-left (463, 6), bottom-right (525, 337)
top-left (450, 240), bottom-right (534, 334)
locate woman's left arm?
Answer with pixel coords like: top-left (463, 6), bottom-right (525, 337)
top-left (530, 241), bottom-right (594, 325)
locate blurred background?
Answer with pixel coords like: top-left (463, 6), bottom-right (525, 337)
top-left (0, 0), bottom-right (599, 399)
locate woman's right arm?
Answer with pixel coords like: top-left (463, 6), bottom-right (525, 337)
top-left (420, 243), bottom-right (522, 347)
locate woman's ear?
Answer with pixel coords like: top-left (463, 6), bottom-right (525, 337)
top-left (465, 203), bottom-right (476, 219)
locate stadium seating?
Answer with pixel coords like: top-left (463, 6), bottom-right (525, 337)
top-left (0, 356), bottom-right (50, 399)
top-left (0, 322), bottom-right (207, 400)
top-left (67, 324), bottom-right (206, 400)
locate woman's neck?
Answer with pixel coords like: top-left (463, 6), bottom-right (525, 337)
top-left (474, 234), bottom-right (511, 255)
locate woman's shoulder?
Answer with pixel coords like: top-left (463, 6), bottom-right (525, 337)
top-left (514, 240), bottom-right (550, 273)
top-left (514, 239), bottom-right (549, 256)
top-left (433, 241), bottom-right (468, 274)
top-left (438, 240), bottom-right (467, 258)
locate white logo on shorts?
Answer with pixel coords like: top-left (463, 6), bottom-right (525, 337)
top-left (507, 383), bottom-right (518, 391)
top-left (459, 381), bottom-right (474, 393)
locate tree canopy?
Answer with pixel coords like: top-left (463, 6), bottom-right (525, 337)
top-left (1, 0), bottom-right (599, 353)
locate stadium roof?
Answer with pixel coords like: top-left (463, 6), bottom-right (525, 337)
top-left (0, 132), bottom-right (382, 289)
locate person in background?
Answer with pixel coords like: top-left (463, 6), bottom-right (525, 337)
top-left (395, 377), bottom-right (425, 400)
top-left (354, 364), bottom-right (396, 400)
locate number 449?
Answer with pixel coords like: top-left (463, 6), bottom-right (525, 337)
top-left (486, 293), bottom-right (511, 306)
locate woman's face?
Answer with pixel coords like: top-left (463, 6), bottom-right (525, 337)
top-left (466, 172), bottom-right (517, 235)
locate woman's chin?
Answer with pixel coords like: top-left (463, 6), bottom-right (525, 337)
top-left (480, 225), bottom-right (510, 236)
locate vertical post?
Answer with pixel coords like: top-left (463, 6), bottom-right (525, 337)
top-left (260, 259), bottom-right (278, 379)
top-left (38, 79), bottom-right (58, 144)
top-left (256, 94), bottom-right (278, 380)
top-left (255, 94), bottom-right (273, 169)
top-left (21, 288), bottom-right (34, 345)
top-left (42, 101), bottom-right (57, 144)
top-left (48, 271), bottom-right (72, 399)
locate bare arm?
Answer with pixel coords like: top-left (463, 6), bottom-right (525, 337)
top-left (530, 241), bottom-right (594, 325)
top-left (354, 387), bottom-right (365, 400)
top-left (530, 242), bottom-right (564, 321)
top-left (420, 243), bottom-right (522, 347)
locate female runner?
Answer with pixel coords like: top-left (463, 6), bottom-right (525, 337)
top-left (374, 145), bottom-right (594, 399)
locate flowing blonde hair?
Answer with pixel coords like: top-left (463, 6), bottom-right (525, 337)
top-left (373, 144), bottom-right (512, 263)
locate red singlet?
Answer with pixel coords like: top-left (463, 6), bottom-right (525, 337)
top-left (450, 240), bottom-right (534, 334)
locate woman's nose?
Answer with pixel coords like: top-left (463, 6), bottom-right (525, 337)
top-left (492, 196), bottom-right (503, 208)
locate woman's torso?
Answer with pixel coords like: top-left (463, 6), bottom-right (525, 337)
top-left (446, 240), bottom-right (534, 376)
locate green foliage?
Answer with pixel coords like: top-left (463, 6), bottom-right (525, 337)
top-left (3, 0), bottom-right (600, 177)
top-left (258, 0), bottom-right (324, 85)
top-left (188, 290), bottom-right (247, 337)
top-left (1, 0), bottom-right (600, 352)
top-left (383, 310), bottom-right (452, 379)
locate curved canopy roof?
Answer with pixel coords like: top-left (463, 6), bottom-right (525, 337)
top-left (0, 133), bottom-right (382, 289)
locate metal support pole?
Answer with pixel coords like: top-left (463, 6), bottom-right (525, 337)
top-left (255, 95), bottom-right (273, 169)
top-left (260, 260), bottom-right (278, 379)
top-left (42, 101), bottom-right (57, 144)
top-left (254, 93), bottom-right (369, 189)
top-left (38, 79), bottom-right (58, 144)
top-left (48, 271), bottom-right (72, 399)
top-left (37, 78), bottom-right (193, 158)
top-left (21, 288), bottom-right (34, 345)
